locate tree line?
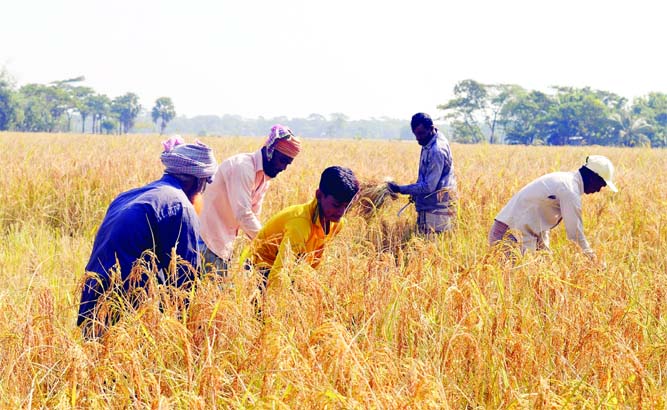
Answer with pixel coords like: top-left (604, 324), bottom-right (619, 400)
top-left (440, 79), bottom-right (667, 147)
top-left (163, 113), bottom-right (413, 140)
top-left (0, 71), bottom-right (176, 135)
top-left (2, 70), bottom-right (666, 147)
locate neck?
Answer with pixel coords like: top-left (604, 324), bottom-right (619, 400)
top-left (169, 173), bottom-right (201, 202)
top-left (420, 131), bottom-right (437, 146)
top-left (318, 202), bottom-right (331, 234)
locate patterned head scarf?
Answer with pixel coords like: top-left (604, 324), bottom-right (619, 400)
top-left (264, 124), bottom-right (302, 160)
top-left (160, 135), bottom-right (217, 180)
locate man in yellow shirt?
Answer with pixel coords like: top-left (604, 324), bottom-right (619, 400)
top-left (244, 166), bottom-right (359, 290)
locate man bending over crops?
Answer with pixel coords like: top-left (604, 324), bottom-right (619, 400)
top-left (243, 166), bottom-right (359, 291)
top-left (387, 112), bottom-right (457, 234)
top-left (77, 136), bottom-right (217, 339)
top-left (198, 124), bottom-right (301, 275)
top-left (488, 155), bottom-right (618, 257)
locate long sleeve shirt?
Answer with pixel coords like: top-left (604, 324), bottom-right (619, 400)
top-left (244, 197), bottom-right (343, 287)
top-left (199, 149), bottom-right (270, 259)
top-left (400, 131), bottom-right (456, 212)
top-left (78, 174), bottom-right (201, 326)
top-left (495, 171), bottom-right (592, 254)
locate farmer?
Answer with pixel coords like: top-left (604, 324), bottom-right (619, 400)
top-left (77, 136), bottom-right (217, 339)
top-left (243, 166), bottom-right (359, 291)
top-left (387, 112), bottom-right (457, 234)
top-left (488, 155), bottom-right (618, 257)
top-left (198, 124), bottom-right (301, 274)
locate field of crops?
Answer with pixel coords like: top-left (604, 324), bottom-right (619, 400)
top-left (1, 132), bottom-right (666, 408)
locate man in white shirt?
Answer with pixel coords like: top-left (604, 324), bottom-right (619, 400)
top-left (488, 155), bottom-right (617, 257)
top-left (199, 125), bottom-right (302, 274)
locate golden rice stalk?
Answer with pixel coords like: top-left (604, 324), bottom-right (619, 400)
top-left (354, 177), bottom-right (399, 219)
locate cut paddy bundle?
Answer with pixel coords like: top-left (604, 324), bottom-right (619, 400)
top-left (354, 178), bottom-right (399, 219)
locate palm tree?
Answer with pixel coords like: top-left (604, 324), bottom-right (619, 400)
top-left (73, 86), bottom-right (94, 133)
top-left (112, 93), bottom-right (142, 134)
top-left (151, 97), bottom-right (176, 135)
top-left (610, 110), bottom-right (653, 147)
top-left (87, 94), bottom-right (111, 134)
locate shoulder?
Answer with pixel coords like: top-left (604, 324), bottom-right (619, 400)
top-left (285, 215), bottom-right (312, 232)
top-left (218, 153), bottom-right (257, 183)
top-left (278, 203), bottom-right (314, 231)
top-left (434, 133), bottom-right (452, 151)
top-left (221, 152), bottom-right (254, 171)
top-left (147, 181), bottom-right (194, 221)
top-left (546, 172), bottom-right (581, 196)
top-left (285, 202), bottom-right (314, 226)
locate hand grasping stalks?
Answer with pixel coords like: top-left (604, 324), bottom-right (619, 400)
top-left (354, 177), bottom-right (399, 219)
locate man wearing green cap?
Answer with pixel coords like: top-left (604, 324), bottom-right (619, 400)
top-left (488, 155), bottom-right (618, 257)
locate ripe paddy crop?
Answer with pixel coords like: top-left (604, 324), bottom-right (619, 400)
top-left (0, 132), bottom-right (666, 408)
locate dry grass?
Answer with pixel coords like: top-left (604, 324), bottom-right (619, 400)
top-left (1, 132), bottom-right (667, 408)
top-left (355, 178), bottom-right (399, 219)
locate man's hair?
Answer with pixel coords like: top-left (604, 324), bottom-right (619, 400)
top-left (411, 112), bottom-right (433, 130)
top-left (319, 166), bottom-right (359, 203)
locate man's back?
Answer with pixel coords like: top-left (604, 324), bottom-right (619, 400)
top-left (85, 174), bottom-right (198, 279)
top-left (78, 174), bottom-right (200, 327)
top-left (495, 171), bottom-right (589, 252)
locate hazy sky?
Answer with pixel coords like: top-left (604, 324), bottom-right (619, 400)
top-left (2, 0), bottom-right (666, 120)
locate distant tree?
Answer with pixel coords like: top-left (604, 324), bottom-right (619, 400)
top-left (50, 76), bottom-right (85, 132)
top-left (631, 92), bottom-right (667, 147)
top-left (437, 79), bottom-right (488, 143)
top-left (0, 69), bottom-right (18, 130)
top-left (0, 87), bottom-right (15, 130)
top-left (484, 84), bottom-right (523, 143)
top-left (111, 92), bottom-right (141, 133)
top-left (307, 113), bottom-right (326, 122)
top-left (437, 80), bottom-right (523, 143)
top-left (610, 110), bottom-right (652, 146)
top-left (300, 113), bottom-right (327, 137)
top-left (87, 94), bottom-right (111, 134)
top-left (498, 90), bottom-right (555, 145)
top-left (399, 125), bottom-right (414, 140)
top-left (220, 114), bottom-right (247, 136)
top-left (101, 119), bottom-right (117, 134)
top-left (17, 84), bottom-right (56, 131)
top-left (151, 97), bottom-right (176, 135)
top-left (544, 87), bottom-right (614, 145)
top-left (72, 86), bottom-right (95, 133)
top-left (327, 112), bottom-right (348, 137)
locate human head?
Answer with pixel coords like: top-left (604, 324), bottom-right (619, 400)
top-left (580, 155), bottom-right (618, 194)
top-left (160, 136), bottom-right (217, 201)
top-left (262, 124), bottom-right (302, 178)
top-left (316, 166), bottom-right (360, 223)
top-left (411, 112), bottom-right (436, 146)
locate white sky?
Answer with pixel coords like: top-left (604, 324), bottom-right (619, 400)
top-left (2, 0), bottom-right (666, 120)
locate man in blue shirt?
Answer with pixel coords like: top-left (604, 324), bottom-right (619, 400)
top-left (77, 137), bottom-right (217, 339)
top-left (388, 112), bottom-right (457, 234)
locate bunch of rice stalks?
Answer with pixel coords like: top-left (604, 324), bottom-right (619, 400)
top-left (354, 178), bottom-right (399, 219)
top-left (365, 213), bottom-right (414, 255)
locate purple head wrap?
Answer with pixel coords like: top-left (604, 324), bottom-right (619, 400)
top-left (160, 136), bottom-right (217, 179)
